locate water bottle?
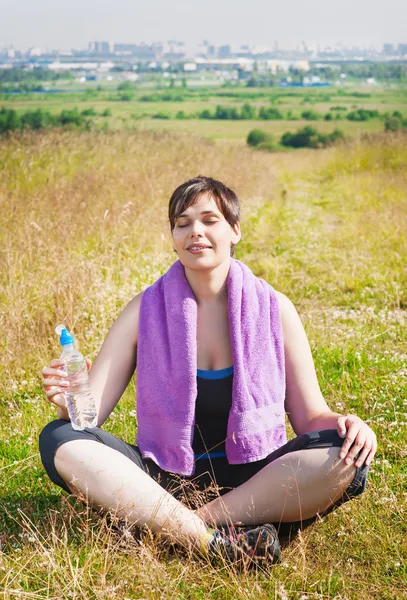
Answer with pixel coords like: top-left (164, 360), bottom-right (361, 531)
top-left (55, 324), bottom-right (97, 431)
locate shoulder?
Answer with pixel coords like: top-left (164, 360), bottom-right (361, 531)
top-left (274, 290), bottom-right (296, 316)
top-left (114, 290), bottom-right (144, 342)
top-left (124, 290), bottom-right (144, 313)
top-left (273, 290), bottom-right (305, 339)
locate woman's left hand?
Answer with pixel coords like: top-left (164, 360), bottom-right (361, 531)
top-left (336, 414), bottom-right (377, 468)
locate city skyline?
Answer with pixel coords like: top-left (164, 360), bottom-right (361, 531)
top-left (0, 0), bottom-right (406, 52)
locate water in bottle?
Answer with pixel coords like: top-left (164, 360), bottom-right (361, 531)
top-left (55, 324), bottom-right (97, 431)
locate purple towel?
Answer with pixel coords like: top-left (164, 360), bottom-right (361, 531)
top-left (136, 259), bottom-right (287, 476)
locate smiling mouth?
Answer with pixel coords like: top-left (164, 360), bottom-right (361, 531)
top-left (187, 246), bottom-right (211, 252)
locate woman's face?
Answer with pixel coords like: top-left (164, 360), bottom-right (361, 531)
top-left (172, 193), bottom-right (241, 271)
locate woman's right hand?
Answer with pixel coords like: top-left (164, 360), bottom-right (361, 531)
top-left (41, 358), bottom-right (92, 417)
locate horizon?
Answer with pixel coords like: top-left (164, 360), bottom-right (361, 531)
top-left (0, 0), bottom-right (406, 52)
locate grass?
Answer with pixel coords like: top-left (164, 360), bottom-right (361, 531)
top-left (1, 83), bottom-right (407, 144)
top-left (0, 129), bottom-right (406, 598)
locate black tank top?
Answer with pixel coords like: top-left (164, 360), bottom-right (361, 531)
top-left (192, 366), bottom-right (233, 460)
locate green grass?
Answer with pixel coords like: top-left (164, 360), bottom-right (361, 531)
top-left (0, 129), bottom-right (406, 598)
top-left (1, 83), bottom-right (407, 144)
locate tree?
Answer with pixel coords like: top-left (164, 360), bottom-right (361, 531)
top-left (385, 117), bottom-right (402, 132)
top-left (240, 103), bottom-right (256, 120)
top-left (247, 129), bottom-right (274, 147)
top-left (259, 107), bottom-right (283, 120)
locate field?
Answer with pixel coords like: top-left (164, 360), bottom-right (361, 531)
top-left (1, 82), bottom-right (407, 145)
top-left (0, 126), bottom-right (406, 598)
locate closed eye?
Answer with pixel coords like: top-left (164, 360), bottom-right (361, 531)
top-left (177, 220), bottom-right (218, 228)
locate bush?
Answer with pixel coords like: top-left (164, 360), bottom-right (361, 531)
top-left (117, 81), bottom-right (133, 91)
top-left (240, 103), bottom-right (256, 120)
top-left (281, 126), bottom-right (320, 148)
top-left (175, 111), bottom-right (186, 119)
top-left (21, 108), bottom-right (53, 129)
top-left (324, 113), bottom-right (333, 121)
top-left (139, 94), bottom-right (161, 102)
top-left (347, 109), bottom-right (380, 121)
top-left (301, 110), bottom-right (320, 120)
top-left (81, 107), bottom-right (97, 117)
top-left (199, 109), bottom-right (212, 119)
top-left (326, 128), bottom-right (346, 145)
top-left (0, 106), bottom-right (94, 134)
top-left (256, 139), bottom-right (277, 151)
top-left (118, 92), bottom-right (133, 102)
top-left (280, 126), bottom-right (345, 149)
top-left (258, 107), bottom-right (283, 120)
top-left (161, 93), bottom-right (184, 102)
top-left (0, 107), bottom-right (21, 133)
top-left (385, 117), bottom-right (402, 132)
top-left (102, 108), bottom-right (112, 117)
top-left (247, 129), bottom-right (274, 147)
top-left (58, 108), bottom-right (83, 127)
top-left (152, 112), bottom-right (170, 119)
top-left (214, 105), bottom-right (239, 120)
top-left (286, 110), bottom-right (299, 120)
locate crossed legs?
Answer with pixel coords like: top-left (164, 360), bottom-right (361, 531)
top-left (195, 446), bottom-right (356, 527)
top-left (53, 438), bottom-right (357, 553)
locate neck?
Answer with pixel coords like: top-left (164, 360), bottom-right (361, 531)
top-left (184, 259), bottom-right (231, 305)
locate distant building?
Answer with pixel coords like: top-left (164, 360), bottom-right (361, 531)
top-left (89, 41), bottom-right (112, 54)
top-left (47, 61), bottom-right (98, 71)
top-left (163, 52), bottom-right (185, 61)
top-left (4, 46), bottom-right (16, 59)
top-left (28, 47), bottom-right (43, 57)
top-left (218, 45), bottom-right (231, 59)
top-left (383, 44), bottom-right (395, 56)
top-left (162, 40), bottom-right (185, 61)
top-left (397, 44), bottom-right (407, 56)
top-left (113, 43), bottom-right (162, 59)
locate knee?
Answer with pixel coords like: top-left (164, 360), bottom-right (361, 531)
top-left (38, 419), bottom-right (72, 460)
top-left (325, 446), bottom-right (357, 490)
top-left (38, 419), bottom-right (77, 493)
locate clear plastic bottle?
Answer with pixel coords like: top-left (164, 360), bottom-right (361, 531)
top-left (55, 324), bottom-right (97, 431)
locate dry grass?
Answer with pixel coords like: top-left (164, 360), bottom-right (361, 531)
top-left (0, 130), bottom-right (406, 599)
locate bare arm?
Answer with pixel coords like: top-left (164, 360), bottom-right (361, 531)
top-left (275, 291), bottom-right (340, 436)
top-left (86, 291), bottom-right (143, 426)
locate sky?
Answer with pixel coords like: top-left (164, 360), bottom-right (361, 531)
top-left (0, 0), bottom-right (406, 52)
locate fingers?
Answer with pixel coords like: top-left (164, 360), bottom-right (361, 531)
top-left (345, 433), bottom-right (367, 465)
top-left (43, 377), bottom-right (70, 388)
top-left (336, 415), bottom-right (347, 438)
top-left (365, 436), bottom-right (377, 466)
top-left (365, 448), bottom-right (375, 467)
top-left (42, 360), bottom-right (70, 409)
top-left (339, 422), bottom-right (359, 462)
top-left (44, 387), bottom-right (67, 409)
top-left (42, 368), bottom-right (68, 380)
top-left (337, 413), bottom-right (377, 468)
top-left (355, 444), bottom-right (371, 468)
top-left (50, 359), bottom-right (66, 369)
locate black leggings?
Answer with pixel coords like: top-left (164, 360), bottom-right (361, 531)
top-left (39, 420), bottom-right (369, 538)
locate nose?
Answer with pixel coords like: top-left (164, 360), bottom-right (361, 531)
top-left (189, 219), bottom-right (204, 236)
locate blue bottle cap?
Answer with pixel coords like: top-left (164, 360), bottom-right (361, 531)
top-left (55, 324), bottom-right (74, 346)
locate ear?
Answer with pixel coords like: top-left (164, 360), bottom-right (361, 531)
top-left (231, 221), bottom-right (241, 246)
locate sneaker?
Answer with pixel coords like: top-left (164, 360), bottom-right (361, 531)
top-left (206, 523), bottom-right (281, 568)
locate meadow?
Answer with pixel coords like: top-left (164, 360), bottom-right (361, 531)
top-left (0, 125), bottom-right (406, 598)
top-left (1, 83), bottom-right (407, 145)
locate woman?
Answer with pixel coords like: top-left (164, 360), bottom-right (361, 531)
top-left (39, 176), bottom-right (376, 568)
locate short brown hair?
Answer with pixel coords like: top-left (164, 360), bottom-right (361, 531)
top-left (168, 176), bottom-right (240, 256)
